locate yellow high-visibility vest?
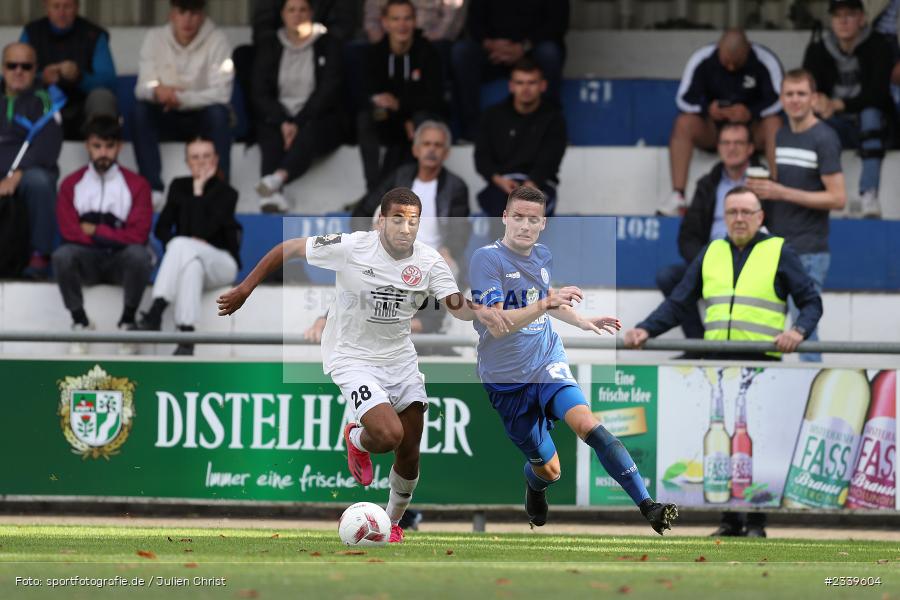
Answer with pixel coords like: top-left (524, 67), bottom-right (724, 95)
top-left (701, 237), bottom-right (787, 358)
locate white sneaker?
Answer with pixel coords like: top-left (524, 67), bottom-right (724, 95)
top-left (152, 190), bottom-right (166, 211)
top-left (69, 321), bottom-right (94, 355)
top-left (118, 322), bottom-right (138, 356)
top-left (256, 174), bottom-right (284, 197)
top-left (260, 191), bottom-right (289, 214)
top-left (657, 191), bottom-right (687, 217)
top-left (860, 190), bottom-right (882, 219)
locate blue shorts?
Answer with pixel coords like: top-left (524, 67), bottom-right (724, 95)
top-left (488, 381), bottom-right (587, 465)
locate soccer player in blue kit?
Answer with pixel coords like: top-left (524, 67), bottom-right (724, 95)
top-left (469, 186), bottom-right (678, 534)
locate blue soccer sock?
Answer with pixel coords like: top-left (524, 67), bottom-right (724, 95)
top-left (584, 424), bottom-right (651, 506)
top-left (523, 462), bottom-right (557, 492)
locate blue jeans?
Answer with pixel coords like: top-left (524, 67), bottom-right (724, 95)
top-left (826, 108), bottom-right (884, 194)
top-left (18, 167), bottom-right (58, 256)
top-left (132, 101), bottom-right (232, 191)
top-left (788, 252), bottom-right (830, 362)
top-left (451, 38), bottom-right (564, 138)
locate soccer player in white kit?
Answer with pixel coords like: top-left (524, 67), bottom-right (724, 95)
top-left (217, 188), bottom-right (510, 542)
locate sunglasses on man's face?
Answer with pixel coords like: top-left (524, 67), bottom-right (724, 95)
top-left (4, 62), bottom-right (34, 72)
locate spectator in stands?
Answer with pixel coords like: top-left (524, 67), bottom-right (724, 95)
top-left (452, 0), bottom-right (567, 141)
top-left (358, 0), bottom-right (447, 191)
top-left (252, 0), bottom-right (345, 214)
top-left (21, 0), bottom-right (118, 140)
top-left (133, 0), bottom-right (234, 208)
top-left (803, 0), bottom-right (894, 218)
top-left (624, 187), bottom-right (823, 538)
top-left (252, 0), bottom-right (361, 43)
top-left (474, 58), bottom-right (566, 220)
top-left (352, 120), bottom-right (469, 275)
top-left (364, 0), bottom-right (466, 73)
top-left (0, 42), bottom-right (63, 280)
top-left (746, 69), bottom-right (845, 363)
top-left (665, 29), bottom-right (783, 216)
top-left (52, 116), bottom-right (153, 355)
top-left (865, 0), bottom-right (900, 77)
top-left (657, 122), bottom-right (757, 347)
top-left (137, 137), bottom-right (240, 356)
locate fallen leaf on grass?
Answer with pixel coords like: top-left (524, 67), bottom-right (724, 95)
top-left (271, 534), bottom-right (280, 539)
top-left (446, 550), bottom-right (454, 555)
top-left (136, 550), bottom-right (157, 560)
top-left (310, 551), bottom-right (321, 557)
top-left (567, 569), bottom-right (580, 575)
top-left (617, 555), bottom-right (636, 561)
top-left (714, 539), bottom-right (722, 546)
top-left (298, 549), bottom-right (306, 553)
top-left (877, 559), bottom-right (890, 564)
top-left (184, 563), bottom-right (198, 568)
top-left (495, 578), bottom-right (511, 585)
top-left (183, 549), bottom-right (193, 553)
top-left (336, 550), bottom-right (367, 556)
top-left (237, 590), bottom-right (259, 599)
top-left (640, 555), bottom-right (648, 562)
top-left (167, 536), bottom-right (174, 542)
top-left (694, 556), bottom-right (706, 562)
top-left (762, 572), bottom-right (769, 578)
top-left (618, 586), bottom-right (632, 594)
top-left (759, 557), bottom-right (768, 562)
top-left (219, 534), bottom-right (227, 539)
top-left (589, 582), bottom-right (610, 590)
top-left (367, 559), bottom-right (384, 563)
top-left (180, 538), bottom-right (192, 543)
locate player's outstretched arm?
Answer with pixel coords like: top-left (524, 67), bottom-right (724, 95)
top-left (472, 286), bottom-right (584, 339)
top-left (443, 293), bottom-right (515, 335)
top-left (217, 237), bottom-right (308, 316)
top-left (549, 305), bottom-right (621, 336)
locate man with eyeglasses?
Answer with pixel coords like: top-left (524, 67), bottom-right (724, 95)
top-left (0, 42), bottom-right (63, 280)
top-left (625, 186), bottom-right (822, 539)
top-left (656, 122), bottom-right (757, 351)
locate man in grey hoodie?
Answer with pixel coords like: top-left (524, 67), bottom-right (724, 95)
top-left (132, 0), bottom-right (234, 208)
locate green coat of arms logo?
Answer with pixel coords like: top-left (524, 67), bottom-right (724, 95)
top-left (58, 365), bottom-right (135, 459)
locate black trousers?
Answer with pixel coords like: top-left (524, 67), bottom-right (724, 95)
top-left (52, 243), bottom-right (153, 315)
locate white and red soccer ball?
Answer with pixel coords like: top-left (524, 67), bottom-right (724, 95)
top-left (338, 502), bottom-right (391, 547)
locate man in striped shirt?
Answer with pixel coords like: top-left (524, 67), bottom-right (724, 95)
top-left (746, 68), bottom-right (846, 362)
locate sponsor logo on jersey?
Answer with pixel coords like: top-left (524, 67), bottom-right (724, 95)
top-left (313, 233), bottom-right (342, 247)
top-left (401, 265), bottom-right (423, 286)
top-left (505, 271), bottom-right (521, 279)
top-left (540, 268), bottom-right (550, 284)
top-left (362, 268), bottom-right (375, 277)
top-left (367, 285), bottom-right (408, 324)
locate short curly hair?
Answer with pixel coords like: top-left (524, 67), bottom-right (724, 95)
top-left (380, 187), bottom-right (422, 216)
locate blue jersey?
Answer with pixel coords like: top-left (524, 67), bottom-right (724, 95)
top-left (469, 240), bottom-right (569, 392)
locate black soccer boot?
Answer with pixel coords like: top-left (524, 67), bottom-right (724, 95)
top-left (525, 483), bottom-right (549, 527)
top-left (639, 499), bottom-right (678, 535)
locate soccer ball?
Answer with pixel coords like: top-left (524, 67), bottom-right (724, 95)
top-left (338, 502), bottom-right (391, 546)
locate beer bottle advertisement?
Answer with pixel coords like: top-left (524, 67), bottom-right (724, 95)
top-left (782, 369), bottom-right (870, 509)
top-left (846, 370), bottom-right (896, 510)
top-left (703, 369), bottom-right (731, 503)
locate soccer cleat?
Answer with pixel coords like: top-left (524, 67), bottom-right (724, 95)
top-left (389, 524), bottom-right (404, 543)
top-left (343, 423), bottom-right (374, 486)
top-left (525, 483), bottom-right (548, 527)
top-left (640, 499), bottom-right (678, 535)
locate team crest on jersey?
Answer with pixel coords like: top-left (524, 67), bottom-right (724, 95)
top-left (526, 287), bottom-right (540, 305)
top-left (313, 233), bottom-right (342, 247)
top-left (540, 268), bottom-right (550, 284)
top-left (58, 365), bottom-right (135, 460)
top-left (401, 265), bottom-right (423, 286)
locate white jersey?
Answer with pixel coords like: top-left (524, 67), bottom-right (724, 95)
top-left (305, 230), bottom-right (460, 373)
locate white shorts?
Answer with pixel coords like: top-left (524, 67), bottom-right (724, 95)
top-left (330, 359), bottom-right (428, 422)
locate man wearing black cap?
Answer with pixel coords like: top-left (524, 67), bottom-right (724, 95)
top-left (803, 0), bottom-right (895, 218)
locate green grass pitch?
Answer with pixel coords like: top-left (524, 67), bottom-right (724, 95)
top-left (1, 525), bottom-right (898, 599)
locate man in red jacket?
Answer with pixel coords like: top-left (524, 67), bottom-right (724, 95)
top-left (52, 115), bottom-right (153, 355)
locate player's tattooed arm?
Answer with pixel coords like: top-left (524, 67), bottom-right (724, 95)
top-left (217, 237), bottom-right (308, 315)
top-left (475, 286), bottom-right (585, 338)
top-left (549, 304), bottom-right (622, 336)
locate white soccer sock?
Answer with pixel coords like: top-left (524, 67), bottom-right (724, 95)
top-left (385, 467), bottom-right (419, 525)
top-left (349, 426), bottom-right (368, 453)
